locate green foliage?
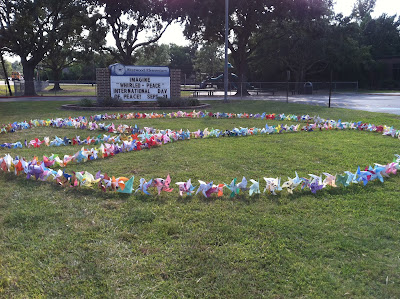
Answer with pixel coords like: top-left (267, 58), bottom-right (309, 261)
top-left (351, 0), bottom-right (376, 20)
top-left (134, 44), bottom-right (171, 66)
top-left (0, 0), bottom-right (95, 95)
top-left (79, 98), bottom-right (95, 107)
top-left (11, 61), bottom-right (22, 73)
top-left (97, 96), bottom-right (123, 107)
top-left (360, 14), bottom-right (400, 58)
top-left (184, 0), bottom-right (332, 93)
top-left (193, 42), bottom-right (224, 77)
top-left (169, 44), bottom-right (196, 76)
top-left (0, 59), bottom-right (12, 79)
top-left (156, 97), bottom-right (200, 107)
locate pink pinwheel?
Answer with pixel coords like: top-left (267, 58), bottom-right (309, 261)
top-left (176, 179), bottom-right (195, 196)
top-left (29, 138), bottom-right (43, 148)
top-left (152, 174), bottom-right (174, 195)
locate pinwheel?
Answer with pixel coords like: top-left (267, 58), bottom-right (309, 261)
top-left (0, 154), bottom-right (13, 172)
top-left (249, 179), bottom-right (260, 196)
top-left (310, 178), bottom-right (324, 194)
top-left (264, 177), bottom-right (282, 195)
top-left (152, 174), bottom-right (174, 195)
top-left (117, 176), bottom-right (135, 194)
top-left (27, 163), bottom-right (46, 180)
top-left (196, 180), bottom-right (214, 197)
top-left (322, 173), bottom-right (336, 187)
top-left (205, 183), bottom-right (224, 197)
top-left (336, 173), bottom-right (350, 187)
top-left (136, 178), bottom-right (153, 195)
top-left (356, 167), bottom-right (372, 185)
top-left (49, 136), bottom-right (65, 147)
top-left (11, 142), bottom-right (23, 149)
top-left (344, 171), bottom-right (358, 185)
top-left (282, 172), bottom-right (301, 194)
top-left (236, 177), bottom-right (248, 193)
top-left (13, 160), bottom-right (25, 176)
top-left (176, 179), bottom-right (196, 196)
top-left (75, 171), bottom-right (101, 187)
top-left (224, 178), bottom-right (239, 198)
top-left (29, 138), bottom-right (43, 148)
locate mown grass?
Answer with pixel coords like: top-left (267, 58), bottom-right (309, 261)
top-left (0, 84), bottom-right (15, 97)
top-left (41, 84), bottom-right (96, 96)
top-left (0, 100), bottom-right (400, 297)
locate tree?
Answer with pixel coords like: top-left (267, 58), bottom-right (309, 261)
top-left (360, 14), bottom-right (400, 58)
top-left (351, 0), bottom-right (376, 21)
top-left (99, 0), bottom-right (182, 65)
top-left (184, 0), bottom-right (332, 95)
top-left (252, 17), bottom-right (333, 85)
top-left (42, 10), bottom-right (106, 90)
top-left (0, 58), bottom-right (11, 79)
top-left (169, 44), bottom-right (195, 77)
top-left (61, 52), bottom-right (115, 81)
top-left (0, 0), bottom-right (92, 95)
top-left (134, 44), bottom-right (171, 65)
top-left (11, 61), bottom-right (22, 73)
top-left (193, 42), bottom-right (224, 77)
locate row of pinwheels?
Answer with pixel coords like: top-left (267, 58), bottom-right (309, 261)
top-left (1, 153), bottom-right (399, 196)
top-left (1, 110), bottom-right (400, 197)
top-left (1, 111), bottom-right (314, 134)
top-left (2, 116), bottom-right (400, 151)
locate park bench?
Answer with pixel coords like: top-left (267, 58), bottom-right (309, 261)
top-left (251, 88), bottom-right (278, 96)
top-left (181, 88), bottom-right (215, 97)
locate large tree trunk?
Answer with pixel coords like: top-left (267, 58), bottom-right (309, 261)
top-left (21, 61), bottom-right (37, 96)
top-left (294, 69), bottom-right (306, 94)
top-left (232, 48), bottom-right (250, 96)
top-left (50, 68), bottom-right (63, 91)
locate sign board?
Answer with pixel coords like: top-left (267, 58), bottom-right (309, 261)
top-left (109, 64), bottom-right (170, 101)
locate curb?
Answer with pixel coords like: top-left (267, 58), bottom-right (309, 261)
top-left (60, 103), bottom-right (211, 111)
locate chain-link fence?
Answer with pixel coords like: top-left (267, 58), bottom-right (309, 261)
top-left (13, 81), bottom-right (50, 96)
top-left (2, 79), bottom-right (357, 98)
top-left (0, 80), bottom-right (96, 97)
top-left (182, 81), bottom-right (359, 97)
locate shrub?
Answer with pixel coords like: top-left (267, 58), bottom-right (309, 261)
top-left (97, 96), bottom-right (123, 107)
top-left (157, 97), bottom-right (200, 107)
top-left (79, 98), bottom-right (95, 107)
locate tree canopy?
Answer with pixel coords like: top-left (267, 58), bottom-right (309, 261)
top-left (98, 0), bottom-right (182, 65)
top-left (183, 0), bottom-right (333, 94)
top-left (0, 0), bottom-right (95, 95)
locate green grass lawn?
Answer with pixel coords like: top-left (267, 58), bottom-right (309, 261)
top-left (0, 84), bottom-right (15, 97)
top-left (41, 84), bottom-right (96, 96)
top-left (0, 100), bottom-right (400, 297)
top-left (359, 89), bottom-right (400, 94)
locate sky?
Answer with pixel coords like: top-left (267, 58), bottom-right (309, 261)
top-left (4, 0), bottom-right (400, 62)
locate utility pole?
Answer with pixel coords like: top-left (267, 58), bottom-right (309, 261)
top-left (0, 51), bottom-right (12, 96)
top-left (286, 70), bottom-right (290, 103)
top-left (223, 0), bottom-right (229, 103)
top-left (328, 69), bottom-right (333, 108)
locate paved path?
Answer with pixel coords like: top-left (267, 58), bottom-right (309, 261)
top-left (198, 92), bottom-right (400, 115)
top-left (0, 96), bottom-right (96, 102)
top-left (2, 93), bottom-right (400, 115)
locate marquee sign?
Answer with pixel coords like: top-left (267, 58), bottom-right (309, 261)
top-left (109, 64), bottom-right (170, 101)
